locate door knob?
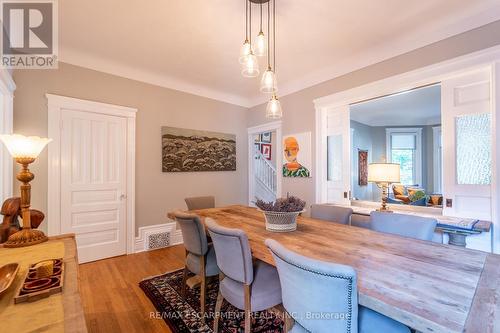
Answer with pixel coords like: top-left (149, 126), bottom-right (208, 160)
top-left (120, 194), bottom-right (127, 200)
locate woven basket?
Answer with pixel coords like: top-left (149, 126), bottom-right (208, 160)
top-left (259, 209), bottom-right (305, 232)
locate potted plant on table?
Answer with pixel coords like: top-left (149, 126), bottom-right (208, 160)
top-left (255, 195), bottom-right (306, 232)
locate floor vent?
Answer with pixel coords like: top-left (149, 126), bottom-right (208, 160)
top-left (147, 232), bottom-right (171, 250)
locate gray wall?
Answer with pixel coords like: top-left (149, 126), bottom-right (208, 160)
top-left (247, 20), bottom-right (500, 208)
top-left (13, 62), bottom-right (248, 235)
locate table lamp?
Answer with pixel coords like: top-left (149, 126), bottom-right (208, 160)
top-left (0, 134), bottom-right (52, 247)
top-left (368, 163), bottom-right (400, 212)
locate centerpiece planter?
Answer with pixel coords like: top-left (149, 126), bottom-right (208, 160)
top-left (255, 196), bottom-right (306, 232)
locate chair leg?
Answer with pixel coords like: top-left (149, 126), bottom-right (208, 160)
top-left (244, 284), bottom-right (252, 333)
top-left (200, 255), bottom-right (207, 324)
top-left (181, 266), bottom-right (189, 297)
top-left (214, 290), bottom-right (224, 333)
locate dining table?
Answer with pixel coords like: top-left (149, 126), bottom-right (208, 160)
top-left (170, 205), bottom-right (500, 333)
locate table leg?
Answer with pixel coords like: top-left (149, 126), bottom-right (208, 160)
top-left (448, 233), bottom-right (467, 247)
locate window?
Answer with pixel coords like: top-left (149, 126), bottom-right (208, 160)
top-left (386, 128), bottom-right (422, 186)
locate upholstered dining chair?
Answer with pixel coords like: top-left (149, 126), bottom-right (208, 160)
top-left (265, 239), bottom-right (410, 333)
top-left (370, 211), bottom-right (437, 241)
top-left (206, 218), bottom-right (283, 333)
top-left (173, 211), bottom-right (219, 323)
top-left (184, 196), bottom-right (215, 210)
top-left (310, 204), bottom-right (353, 225)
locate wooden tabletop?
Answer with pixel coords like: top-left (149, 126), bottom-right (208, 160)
top-left (180, 205), bottom-right (498, 333)
top-left (0, 234), bottom-right (87, 333)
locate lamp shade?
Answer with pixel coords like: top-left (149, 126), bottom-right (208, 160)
top-left (265, 94), bottom-right (283, 119)
top-left (368, 163), bottom-right (400, 183)
top-left (0, 134), bottom-right (52, 158)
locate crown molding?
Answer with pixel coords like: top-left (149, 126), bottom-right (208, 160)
top-left (59, 5), bottom-right (500, 110)
top-left (59, 46), bottom-right (253, 108)
top-left (248, 7), bottom-right (500, 107)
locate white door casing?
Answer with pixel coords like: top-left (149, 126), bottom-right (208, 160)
top-left (47, 94), bottom-right (136, 263)
top-left (317, 105), bottom-right (351, 204)
top-left (441, 69), bottom-right (492, 221)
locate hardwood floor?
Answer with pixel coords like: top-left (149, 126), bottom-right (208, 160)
top-left (79, 245), bottom-right (186, 332)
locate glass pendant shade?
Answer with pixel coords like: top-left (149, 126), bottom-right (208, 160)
top-left (239, 40), bottom-right (252, 64)
top-left (241, 52), bottom-right (260, 77)
top-left (255, 31), bottom-right (266, 57)
top-left (0, 134), bottom-right (52, 158)
top-left (265, 95), bottom-right (283, 119)
top-left (260, 67), bottom-right (277, 93)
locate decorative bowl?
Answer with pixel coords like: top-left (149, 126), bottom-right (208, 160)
top-left (0, 263), bottom-right (20, 296)
top-left (259, 209), bottom-right (305, 232)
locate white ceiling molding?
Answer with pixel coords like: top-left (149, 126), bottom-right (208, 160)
top-left (58, 2), bottom-right (500, 109)
top-left (59, 46), bottom-right (254, 108)
top-left (249, 6), bottom-right (500, 106)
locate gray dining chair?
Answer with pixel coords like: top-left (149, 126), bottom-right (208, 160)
top-left (310, 204), bottom-right (353, 225)
top-left (206, 218), bottom-right (283, 333)
top-left (185, 196), bottom-right (215, 210)
top-left (265, 239), bottom-right (410, 333)
top-left (174, 211), bottom-right (219, 323)
top-left (370, 211), bottom-right (437, 241)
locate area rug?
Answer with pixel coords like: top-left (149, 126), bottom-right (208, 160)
top-left (140, 269), bottom-right (284, 333)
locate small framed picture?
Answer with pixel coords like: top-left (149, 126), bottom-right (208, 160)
top-left (261, 143), bottom-right (272, 160)
top-left (260, 132), bottom-right (272, 143)
top-left (254, 143), bottom-right (261, 152)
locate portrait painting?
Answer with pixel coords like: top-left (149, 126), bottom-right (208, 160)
top-left (282, 132), bottom-right (312, 178)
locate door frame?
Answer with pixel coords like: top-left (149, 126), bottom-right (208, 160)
top-left (314, 45), bottom-right (500, 253)
top-left (47, 94), bottom-right (137, 255)
top-left (247, 121), bottom-right (282, 205)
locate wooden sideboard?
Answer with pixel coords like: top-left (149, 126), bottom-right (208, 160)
top-left (0, 234), bottom-right (87, 332)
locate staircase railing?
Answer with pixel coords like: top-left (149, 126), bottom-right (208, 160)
top-left (254, 149), bottom-right (277, 196)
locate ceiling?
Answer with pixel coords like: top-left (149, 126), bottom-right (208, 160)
top-left (350, 84), bottom-right (441, 126)
top-left (59, 0), bottom-right (500, 107)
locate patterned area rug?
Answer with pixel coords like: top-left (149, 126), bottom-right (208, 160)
top-left (140, 269), bottom-right (284, 333)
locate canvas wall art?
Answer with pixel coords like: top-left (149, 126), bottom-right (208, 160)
top-left (283, 132), bottom-right (312, 178)
top-left (162, 127), bottom-right (236, 172)
top-left (358, 150), bottom-right (368, 186)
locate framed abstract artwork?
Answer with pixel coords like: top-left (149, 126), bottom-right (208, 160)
top-left (358, 150), bottom-right (368, 186)
top-left (161, 127), bottom-right (236, 172)
top-left (282, 132), bottom-right (312, 177)
top-left (261, 143), bottom-right (272, 160)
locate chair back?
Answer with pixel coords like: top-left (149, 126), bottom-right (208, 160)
top-left (206, 218), bottom-right (254, 284)
top-left (185, 196), bottom-right (215, 210)
top-left (310, 204), bottom-right (353, 225)
top-left (370, 211), bottom-right (437, 241)
top-left (174, 211), bottom-right (208, 256)
top-left (265, 239), bottom-right (358, 333)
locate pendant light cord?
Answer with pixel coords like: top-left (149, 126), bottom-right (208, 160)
top-left (267, 1), bottom-right (271, 69)
top-left (273, 0), bottom-right (276, 73)
top-left (245, 0), bottom-right (248, 40)
top-left (249, 1), bottom-right (252, 45)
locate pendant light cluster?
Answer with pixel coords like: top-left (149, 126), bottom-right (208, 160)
top-left (240, 0), bottom-right (282, 119)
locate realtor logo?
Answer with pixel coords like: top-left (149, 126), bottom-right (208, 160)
top-left (1, 0), bottom-right (58, 68)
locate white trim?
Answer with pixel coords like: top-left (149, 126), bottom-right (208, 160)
top-left (0, 68), bottom-right (15, 204)
top-left (134, 222), bottom-right (181, 253)
top-left (247, 121), bottom-right (282, 205)
top-left (432, 126), bottom-right (442, 194)
top-left (314, 45), bottom-right (500, 108)
top-left (46, 94), bottom-right (137, 255)
top-left (385, 128), bottom-right (423, 186)
top-left (492, 62), bottom-right (500, 254)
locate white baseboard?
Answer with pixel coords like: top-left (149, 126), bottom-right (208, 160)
top-left (134, 220), bottom-right (183, 253)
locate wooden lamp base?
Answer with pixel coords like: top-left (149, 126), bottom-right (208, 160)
top-left (3, 228), bottom-right (48, 248)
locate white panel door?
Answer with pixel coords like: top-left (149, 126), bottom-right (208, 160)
top-left (442, 69), bottom-right (492, 251)
top-left (60, 110), bottom-right (128, 263)
top-left (325, 106), bottom-right (351, 204)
